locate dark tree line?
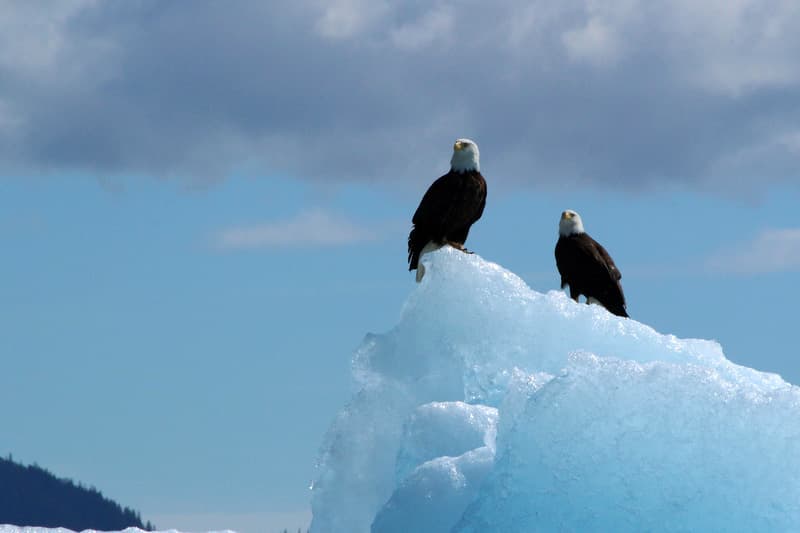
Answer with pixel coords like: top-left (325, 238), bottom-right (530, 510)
top-left (0, 454), bottom-right (154, 531)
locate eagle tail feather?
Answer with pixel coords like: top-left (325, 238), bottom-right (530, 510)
top-left (408, 227), bottom-right (428, 270)
top-left (607, 302), bottom-right (629, 318)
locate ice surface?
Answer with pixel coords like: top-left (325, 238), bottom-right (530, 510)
top-left (394, 402), bottom-right (497, 482)
top-left (371, 402), bottom-right (497, 532)
top-left (455, 353), bottom-right (800, 532)
top-left (310, 247), bottom-right (800, 532)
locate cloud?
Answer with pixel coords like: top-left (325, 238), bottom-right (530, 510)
top-left (562, 17), bottom-right (622, 67)
top-left (706, 228), bottom-right (800, 274)
top-left (314, 0), bottom-right (390, 40)
top-left (0, 1), bottom-right (799, 192)
top-left (213, 209), bottom-right (381, 250)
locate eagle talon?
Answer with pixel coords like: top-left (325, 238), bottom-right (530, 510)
top-left (445, 241), bottom-right (472, 253)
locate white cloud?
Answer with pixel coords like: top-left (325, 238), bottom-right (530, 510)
top-left (0, 0), bottom-right (115, 84)
top-left (214, 209), bottom-right (380, 250)
top-left (667, 0), bottom-right (800, 95)
top-left (0, 0), bottom-right (89, 72)
top-left (562, 16), bottom-right (622, 67)
top-left (706, 228), bottom-right (800, 274)
top-left (314, 0), bottom-right (389, 39)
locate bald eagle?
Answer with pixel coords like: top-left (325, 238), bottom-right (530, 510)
top-left (555, 210), bottom-right (629, 317)
top-left (408, 139), bottom-right (487, 281)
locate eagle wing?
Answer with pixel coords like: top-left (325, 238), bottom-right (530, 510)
top-left (412, 171), bottom-right (486, 238)
top-left (408, 171), bottom-right (486, 271)
top-left (556, 237), bottom-right (607, 288)
top-left (556, 233), bottom-right (627, 315)
top-left (412, 173), bottom-right (456, 235)
top-left (594, 241), bottom-right (622, 281)
top-left (554, 238), bottom-right (570, 288)
top-left (583, 234), bottom-right (627, 314)
top-left (569, 234), bottom-right (622, 286)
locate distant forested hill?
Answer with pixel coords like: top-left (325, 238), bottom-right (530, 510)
top-left (0, 455), bottom-right (153, 531)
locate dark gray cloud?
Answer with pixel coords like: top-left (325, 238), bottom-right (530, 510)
top-left (1, 0), bottom-right (799, 191)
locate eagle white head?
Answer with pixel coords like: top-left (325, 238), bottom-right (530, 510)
top-left (559, 209), bottom-right (585, 236)
top-left (450, 138), bottom-right (480, 173)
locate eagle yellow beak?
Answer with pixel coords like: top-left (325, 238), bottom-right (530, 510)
top-left (454, 141), bottom-right (464, 151)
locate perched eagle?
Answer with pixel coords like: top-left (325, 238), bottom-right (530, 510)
top-left (555, 210), bottom-right (629, 317)
top-left (408, 139), bottom-right (487, 281)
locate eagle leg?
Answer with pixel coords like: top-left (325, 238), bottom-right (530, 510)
top-left (568, 287), bottom-right (580, 302)
top-left (445, 240), bottom-right (473, 254)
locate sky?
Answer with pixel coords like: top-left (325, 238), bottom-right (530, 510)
top-left (1, 1), bottom-right (799, 531)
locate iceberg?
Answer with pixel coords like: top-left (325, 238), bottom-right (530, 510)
top-left (310, 247), bottom-right (800, 532)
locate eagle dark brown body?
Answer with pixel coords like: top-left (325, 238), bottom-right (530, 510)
top-left (555, 232), bottom-right (628, 317)
top-left (408, 169), bottom-right (487, 271)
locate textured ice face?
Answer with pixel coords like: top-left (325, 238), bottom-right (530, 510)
top-left (371, 402), bottom-right (497, 533)
top-left (310, 247), bottom-right (799, 533)
top-left (456, 352), bottom-right (800, 532)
